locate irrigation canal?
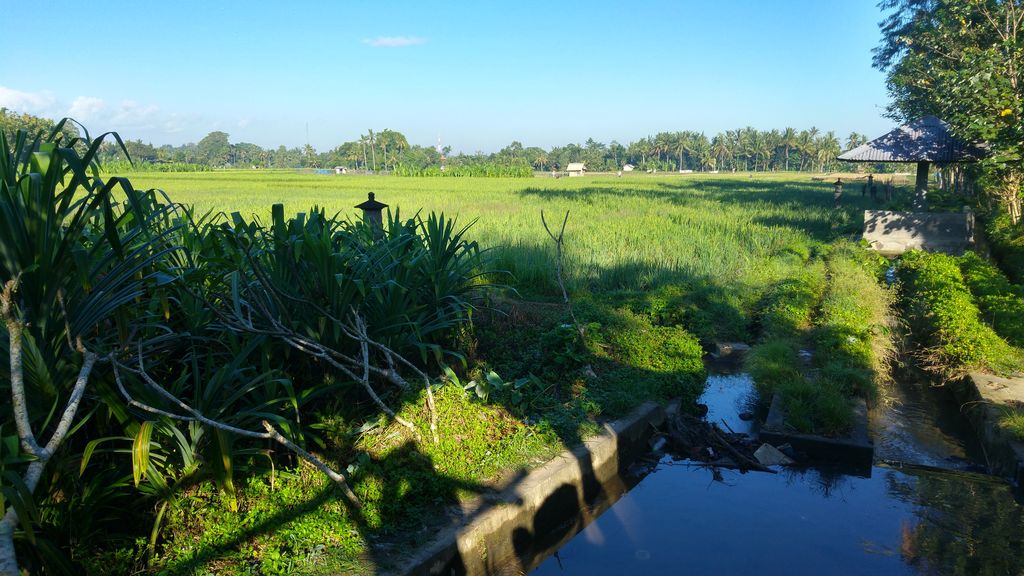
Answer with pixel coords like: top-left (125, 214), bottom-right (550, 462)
top-left (528, 367), bottom-right (1024, 575)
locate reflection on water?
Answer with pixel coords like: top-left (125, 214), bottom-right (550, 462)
top-left (870, 373), bottom-right (986, 470)
top-left (532, 459), bottom-right (1024, 576)
top-left (701, 373), bottom-right (759, 436)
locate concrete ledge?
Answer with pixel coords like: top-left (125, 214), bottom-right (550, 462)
top-left (952, 373), bottom-right (1024, 487)
top-left (759, 393), bottom-right (874, 469)
top-left (391, 401), bottom-right (668, 576)
top-left (862, 209), bottom-right (973, 256)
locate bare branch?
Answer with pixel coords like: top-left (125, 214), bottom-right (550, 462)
top-left (42, 350), bottom-right (97, 456)
top-left (110, 357), bottom-right (362, 507)
top-left (540, 210), bottom-right (585, 341)
top-left (3, 279), bottom-right (45, 459)
top-left (261, 421), bottom-right (360, 505)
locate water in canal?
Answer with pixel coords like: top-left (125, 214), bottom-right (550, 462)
top-left (531, 370), bottom-right (1024, 575)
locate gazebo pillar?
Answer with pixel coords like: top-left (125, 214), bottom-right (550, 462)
top-left (913, 160), bottom-right (929, 212)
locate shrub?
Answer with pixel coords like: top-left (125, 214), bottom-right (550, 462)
top-left (899, 250), bottom-right (1022, 376)
top-left (959, 251), bottom-right (1024, 347)
top-left (986, 211), bottom-right (1024, 284)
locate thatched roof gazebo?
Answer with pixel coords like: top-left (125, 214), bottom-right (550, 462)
top-left (837, 116), bottom-right (985, 210)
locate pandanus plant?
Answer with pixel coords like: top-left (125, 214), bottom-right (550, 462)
top-left (0, 123), bottom-right (358, 574)
top-left (0, 121), bottom-right (183, 574)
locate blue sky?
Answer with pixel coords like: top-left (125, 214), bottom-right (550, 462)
top-left (1, 1), bottom-right (893, 153)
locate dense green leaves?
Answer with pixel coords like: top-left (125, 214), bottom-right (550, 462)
top-left (0, 120), bottom-right (496, 573)
top-left (876, 0), bottom-right (1024, 222)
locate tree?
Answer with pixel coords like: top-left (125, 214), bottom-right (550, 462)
top-left (876, 0), bottom-right (1024, 222)
top-left (370, 130), bottom-right (382, 172)
top-left (781, 127), bottom-right (798, 171)
top-left (196, 131), bottom-right (231, 166)
top-left (0, 109), bottom-right (79, 144)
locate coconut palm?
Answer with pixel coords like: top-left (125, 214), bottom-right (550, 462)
top-left (781, 127), bottom-right (798, 171)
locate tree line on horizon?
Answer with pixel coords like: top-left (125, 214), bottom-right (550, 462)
top-left (2, 108), bottom-right (870, 175)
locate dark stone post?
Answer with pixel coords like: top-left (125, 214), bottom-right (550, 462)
top-left (355, 192), bottom-right (388, 240)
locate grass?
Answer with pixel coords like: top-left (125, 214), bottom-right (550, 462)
top-left (958, 251), bottom-right (1024, 347)
top-left (744, 242), bottom-right (895, 435)
top-left (94, 170), bottom-right (900, 573)
top-left (999, 407), bottom-right (1024, 441)
top-left (123, 170), bottom-right (875, 297)
top-left (898, 250), bottom-right (1024, 378)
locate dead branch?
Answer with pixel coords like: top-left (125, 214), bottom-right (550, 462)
top-left (1, 279), bottom-right (103, 575)
top-left (202, 252), bottom-right (440, 440)
top-left (540, 210), bottom-right (585, 342)
top-left (110, 356), bottom-right (361, 506)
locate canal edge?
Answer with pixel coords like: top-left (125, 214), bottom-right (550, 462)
top-left (954, 372), bottom-right (1024, 487)
top-left (391, 400), bottom-right (671, 576)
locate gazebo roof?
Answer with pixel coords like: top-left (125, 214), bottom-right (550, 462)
top-left (837, 116), bottom-right (986, 163)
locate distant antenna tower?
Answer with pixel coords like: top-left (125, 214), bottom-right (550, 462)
top-left (436, 135), bottom-right (446, 172)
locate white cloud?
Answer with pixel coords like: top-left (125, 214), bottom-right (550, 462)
top-left (108, 100), bottom-right (161, 128)
top-left (68, 96), bottom-right (106, 121)
top-left (364, 36), bottom-right (426, 48)
top-left (0, 86), bottom-right (58, 115)
top-left (1, 85), bottom-right (231, 143)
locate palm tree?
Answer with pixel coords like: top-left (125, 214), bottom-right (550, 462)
top-left (845, 132), bottom-right (866, 152)
top-left (816, 131), bottom-right (841, 173)
top-left (367, 129), bottom-right (377, 171)
top-left (781, 127), bottom-right (798, 171)
top-left (675, 132), bottom-right (690, 171)
top-left (796, 128), bottom-right (818, 171)
top-left (691, 133), bottom-right (712, 171)
top-left (359, 135), bottom-right (369, 170)
top-left (712, 134), bottom-right (731, 171)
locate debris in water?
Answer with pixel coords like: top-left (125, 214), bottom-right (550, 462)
top-left (753, 443), bottom-right (795, 467)
top-left (649, 436), bottom-right (667, 453)
top-left (665, 411), bottom-right (775, 474)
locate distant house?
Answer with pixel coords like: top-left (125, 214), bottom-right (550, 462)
top-left (334, 166), bottom-right (348, 174)
top-left (566, 162), bottom-right (586, 177)
top-left (623, 164), bottom-right (635, 172)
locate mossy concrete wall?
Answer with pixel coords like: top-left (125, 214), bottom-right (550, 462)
top-left (391, 401), bottom-right (668, 575)
top-left (955, 372), bottom-right (1024, 487)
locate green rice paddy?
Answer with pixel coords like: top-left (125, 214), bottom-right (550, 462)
top-left (126, 170), bottom-right (881, 299)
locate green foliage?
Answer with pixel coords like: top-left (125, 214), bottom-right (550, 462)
top-left (756, 262), bottom-right (827, 340)
top-left (394, 159), bottom-right (533, 178)
top-left (3, 158), bottom-right (905, 572)
top-left (101, 160), bottom-right (213, 173)
top-left (999, 408), bottom-right (1024, 441)
top-left (813, 244), bottom-right (895, 400)
top-left (959, 251), bottom-right (1024, 347)
top-left (120, 171), bottom-right (870, 298)
top-left (876, 0), bottom-right (1024, 221)
top-left (0, 108), bottom-right (79, 144)
top-left (899, 250), bottom-right (1023, 376)
top-left (745, 243), bottom-right (893, 435)
top-left (986, 211), bottom-right (1024, 284)
top-left (747, 340), bottom-right (803, 398)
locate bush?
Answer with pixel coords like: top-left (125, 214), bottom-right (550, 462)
top-left (986, 211), bottom-right (1024, 284)
top-left (899, 250), bottom-right (1022, 376)
top-left (756, 262), bottom-right (827, 340)
top-left (959, 251), bottom-right (1024, 347)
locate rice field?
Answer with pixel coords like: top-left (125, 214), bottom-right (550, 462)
top-left (125, 170), bottom-right (889, 299)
